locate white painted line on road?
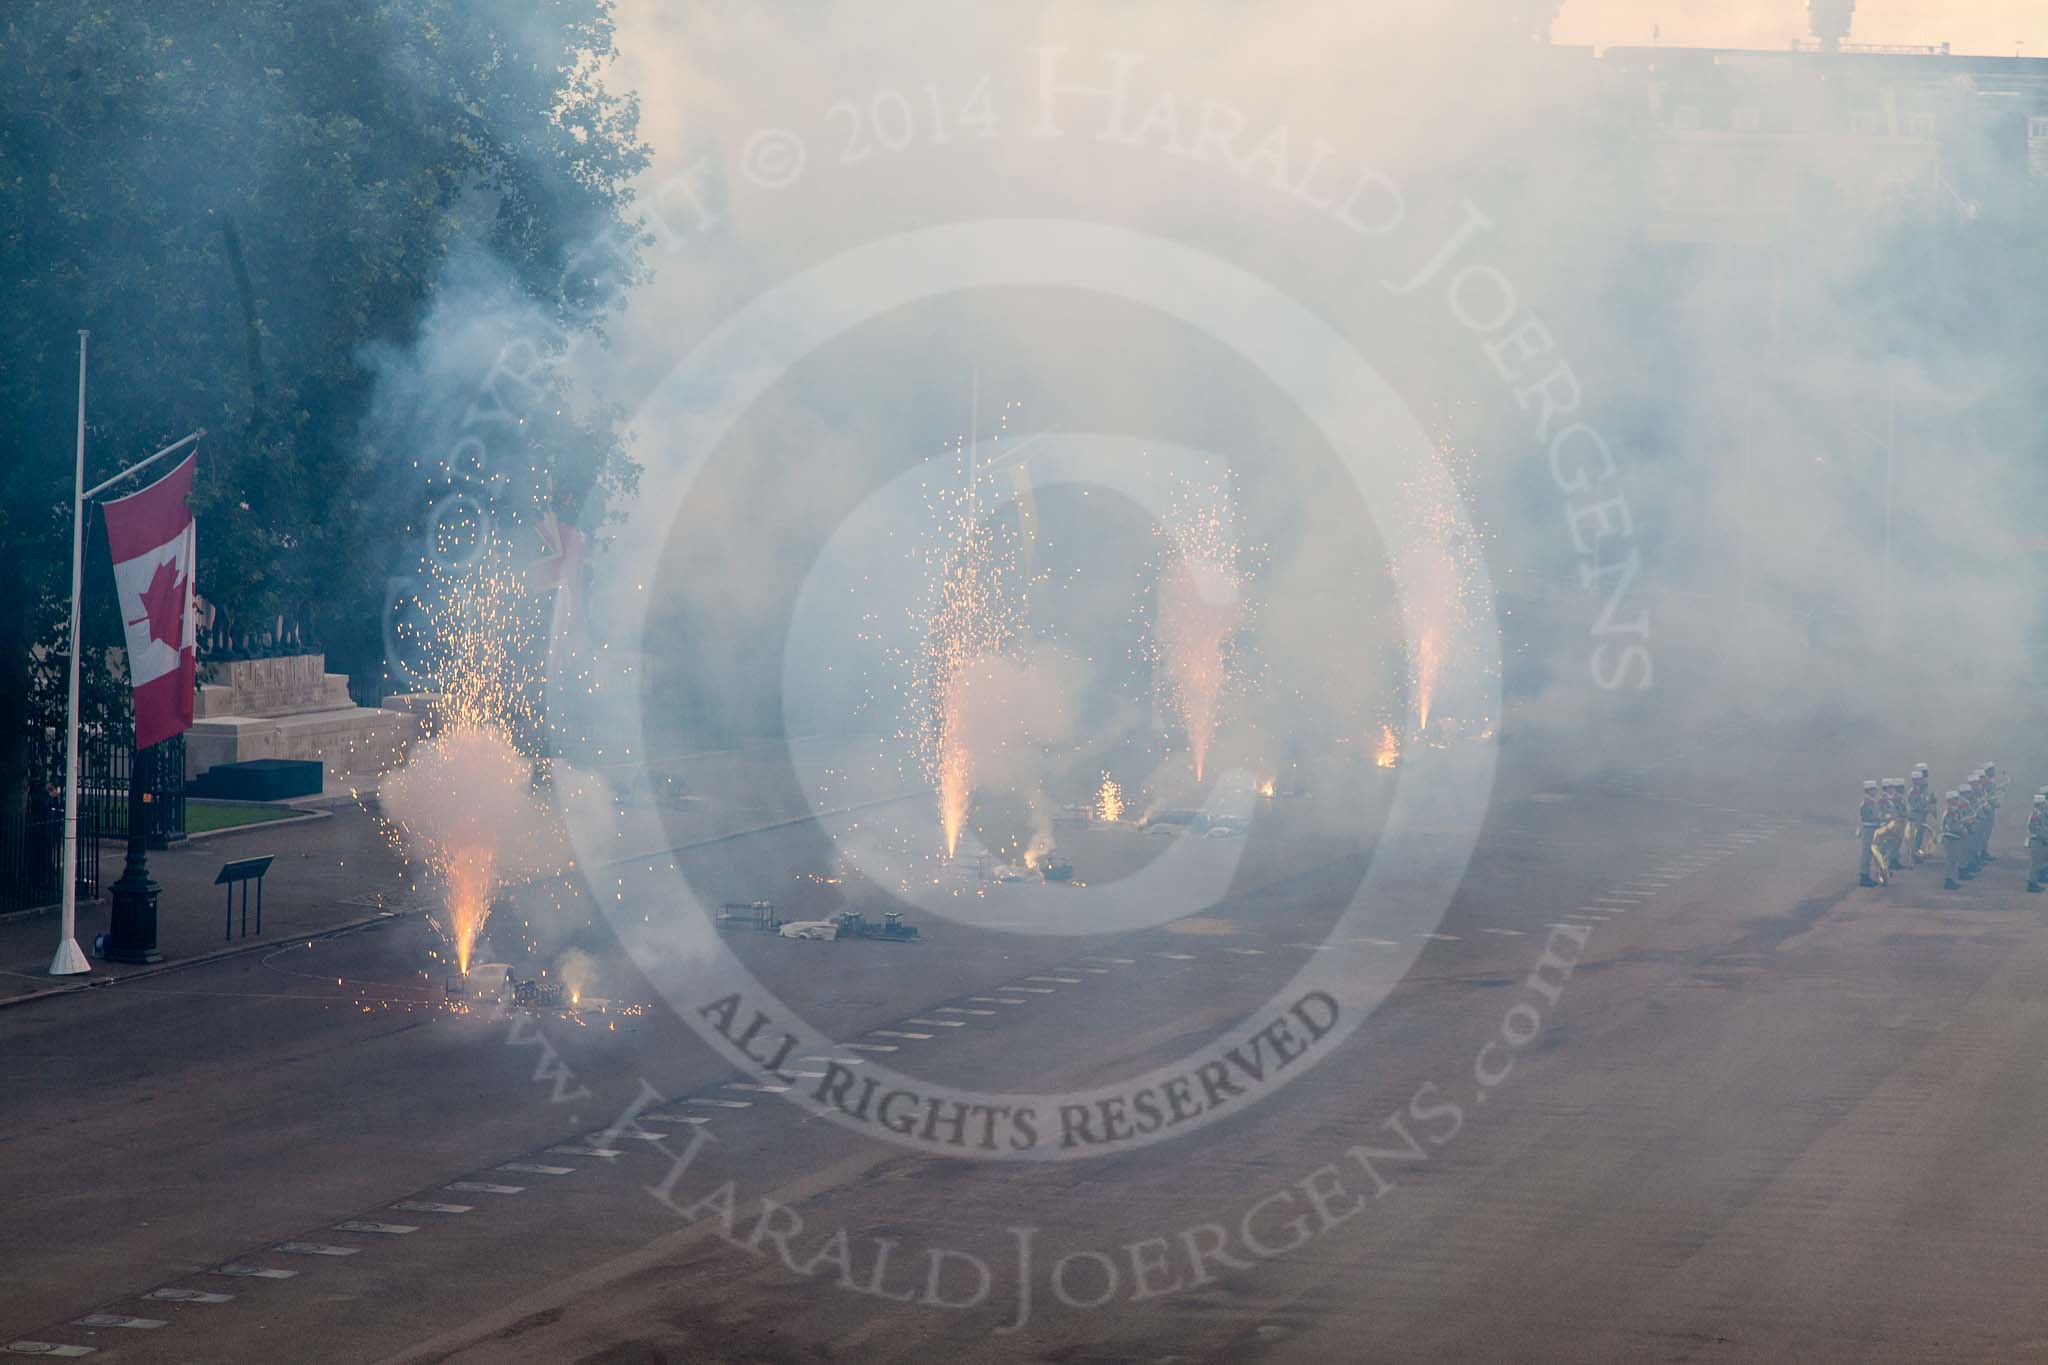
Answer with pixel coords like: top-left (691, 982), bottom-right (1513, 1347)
top-left (210, 1266), bottom-right (298, 1279)
top-left (547, 1146), bottom-right (623, 1158)
top-left (1223, 947), bottom-right (1266, 955)
top-left (5, 1343), bottom-right (95, 1357)
top-left (967, 997), bottom-right (1022, 1005)
top-left (726, 1082), bottom-right (790, 1092)
top-left (145, 1289), bottom-right (234, 1303)
top-left (686, 1098), bottom-right (751, 1108)
top-left (844, 1042), bottom-right (899, 1052)
top-left (276, 1243), bottom-right (360, 1256)
top-left (334, 1222), bottom-right (418, 1235)
top-left (1156, 952), bottom-right (1197, 960)
top-left (936, 1007), bottom-right (996, 1016)
top-left (803, 1055), bottom-right (867, 1063)
top-left (1082, 956), bottom-right (1136, 964)
top-left (394, 1201), bottom-right (473, 1214)
top-left (1420, 933), bottom-right (1461, 941)
top-left (1003, 986), bottom-right (1057, 994)
top-left (447, 1182), bottom-right (525, 1194)
top-left (1027, 975), bottom-right (1084, 983)
top-left (1478, 927), bottom-right (1526, 936)
top-left (872, 1030), bottom-right (933, 1039)
top-left (497, 1163), bottom-right (574, 1175)
top-left (1346, 938), bottom-right (1400, 947)
top-left (1563, 913), bottom-right (1608, 921)
top-left (1286, 943), bottom-right (1338, 951)
top-left (1071, 967), bottom-right (1112, 974)
top-left (787, 1070), bottom-right (829, 1079)
top-left (640, 1113), bottom-right (711, 1125)
top-left (1594, 895), bottom-right (1645, 904)
top-left (69, 1317), bottom-right (163, 1331)
top-left (906, 1018), bottom-right (966, 1027)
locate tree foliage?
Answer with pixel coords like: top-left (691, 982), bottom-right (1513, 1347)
top-left (0, 0), bottom-right (648, 808)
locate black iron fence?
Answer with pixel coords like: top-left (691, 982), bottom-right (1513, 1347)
top-left (0, 731), bottom-right (183, 913)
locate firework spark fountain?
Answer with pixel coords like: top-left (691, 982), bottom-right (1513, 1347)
top-left (1155, 486), bottom-right (1243, 783)
top-left (1394, 437), bottom-right (1484, 739)
top-left (379, 540), bottom-right (554, 976)
top-left (1375, 722), bottom-right (1401, 768)
top-left (913, 428), bottom-right (1021, 859)
top-left (1096, 773), bottom-right (1123, 823)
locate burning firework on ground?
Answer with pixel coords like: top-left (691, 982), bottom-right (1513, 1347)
top-left (1376, 723), bottom-right (1401, 768)
top-left (378, 540), bottom-right (554, 976)
top-left (910, 412), bottom-right (1023, 859)
top-left (1393, 436), bottom-right (1486, 738)
top-left (1154, 484), bottom-right (1245, 783)
top-left (1096, 773), bottom-right (1123, 823)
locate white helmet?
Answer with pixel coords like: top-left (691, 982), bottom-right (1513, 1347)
top-left (1863, 780), bottom-right (1878, 790)
top-left (2035, 793), bottom-right (2046, 805)
top-left (1946, 789), bottom-right (1961, 800)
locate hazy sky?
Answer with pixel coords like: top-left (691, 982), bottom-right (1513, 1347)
top-left (1556, 0), bottom-right (2048, 56)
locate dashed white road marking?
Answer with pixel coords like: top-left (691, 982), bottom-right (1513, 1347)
top-left (727, 1082), bottom-right (789, 1093)
top-left (1072, 967), bottom-right (1112, 974)
top-left (334, 1221), bottom-right (418, 1235)
top-left (906, 1018), bottom-right (966, 1027)
top-left (1025, 976), bottom-right (1082, 984)
top-left (5, 1343), bottom-right (97, 1358)
top-left (1420, 933), bottom-right (1462, 941)
top-left (803, 1055), bottom-right (866, 1064)
top-left (145, 1290), bottom-right (234, 1304)
top-left (1082, 956), bottom-right (1136, 965)
top-left (844, 1042), bottom-right (899, 1052)
top-left (936, 1007), bottom-right (996, 1016)
top-left (1346, 937), bottom-right (1400, 947)
top-left (686, 1097), bottom-right (751, 1108)
top-left (496, 1163), bottom-right (574, 1175)
top-left (787, 1069), bottom-right (829, 1079)
top-left (1479, 927), bottom-right (1526, 936)
top-left (394, 1201), bottom-right (473, 1214)
top-left (1003, 986), bottom-right (1057, 994)
top-left (639, 1113), bottom-right (711, 1125)
top-left (547, 1146), bottom-right (622, 1158)
top-left (70, 1317), bottom-right (164, 1330)
top-left (1223, 947), bottom-right (1266, 955)
top-left (447, 1182), bottom-right (524, 1194)
top-left (1286, 942), bottom-right (1338, 951)
top-left (1156, 952), bottom-right (1197, 961)
top-left (210, 1266), bottom-right (298, 1279)
top-left (277, 1243), bottom-right (361, 1256)
top-left (872, 1029), bottom-right (933, 1039)
top-left (968, 997), bottom-right (1023, 1005)
top-left (1594, 895), bottom-right (1645, 904)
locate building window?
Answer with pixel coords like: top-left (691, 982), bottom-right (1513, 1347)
top-left (1849, 111), bottom-right (1879, 135)
top-left (1732, 107), bottom-right (1761, 132)
top-left (1674, 105), bottom-right (1701, 131)
top-left (2030, 115), bottom-right (2048, 140)
top-left (1909, 112), bottom-right (1937, 138)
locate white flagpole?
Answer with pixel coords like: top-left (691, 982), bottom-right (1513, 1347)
top-left (50, 332), bottom-right (90, 976)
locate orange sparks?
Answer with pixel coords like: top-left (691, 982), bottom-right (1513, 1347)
top-left (443, 845), bottom-right (495, 975)
top-left (1156, 490), bottom-right (1241, 784)
top-left (1375, 724), bottom-right (1400, 769)
top-left (1097, 774), bottom-right (1123, 823)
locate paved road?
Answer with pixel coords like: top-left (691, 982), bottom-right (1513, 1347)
top-left (4, 750), bottom-right (2046, 1362)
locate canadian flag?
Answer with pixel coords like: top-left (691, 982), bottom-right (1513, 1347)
top-left (104, 452), bottom-right (197, 749)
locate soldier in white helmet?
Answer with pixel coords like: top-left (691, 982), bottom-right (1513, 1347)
top-left (1877, 779), bottom-right (1907, 872)
top-left (1982, 762), bottom-right (2002, 862)
top-left (1859, 779), bottom-right (1885, 887)
top-left (2024, 785), bottom-right (2047, 889)
top-left (1904, 766), bottom-right (1932, 865)
top-left (1941, 790), bottom-right (1968, 890)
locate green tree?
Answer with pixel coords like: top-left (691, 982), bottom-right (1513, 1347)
top-left (0, 0), bottom-right (648, 817)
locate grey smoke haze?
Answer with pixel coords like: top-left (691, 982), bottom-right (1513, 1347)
top-left (525, 3), bottom-right (2047, 807)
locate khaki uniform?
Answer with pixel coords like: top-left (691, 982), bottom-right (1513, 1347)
top-left (1860, 795), bottom-right (1885, 885)
top-left (2028, 806), bottom-right (2047, 892)
top-left (1877, 791), bottom-right (1906, 870)
top-left (1943, 805), bottom-right (1968, 889)
top-left (1905, 781), bottom-right (1932, 864)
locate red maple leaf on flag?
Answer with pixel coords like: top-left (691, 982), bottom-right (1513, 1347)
top-left (128, 558), bottom-right (187, 650)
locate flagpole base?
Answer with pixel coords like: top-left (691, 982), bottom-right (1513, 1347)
top-left (48, 938), bottom-right (91, 977)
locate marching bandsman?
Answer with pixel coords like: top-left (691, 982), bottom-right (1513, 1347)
top-left (1859, 780), bottom-right (1885, 887)
top-left (1942, 790), bottom-right (1968, 890)
top-left (1982, 763), bottom-right (2002, 861)
top-left (1960, 771), bottom-right (1985, 878)
top-left (1877, 779), bottom-right (1907, 873)
top-left (1905, 767), bottom-right (1932, 866)
top-left (2028, 792), bottom-right (2047, 895)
